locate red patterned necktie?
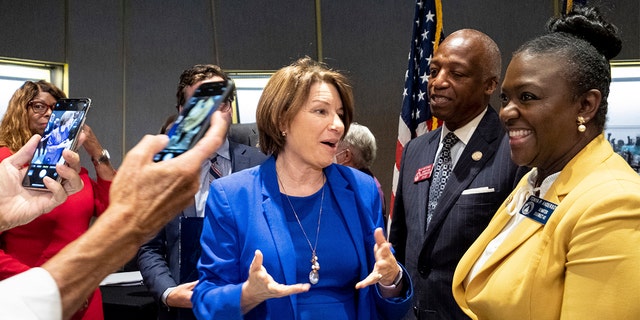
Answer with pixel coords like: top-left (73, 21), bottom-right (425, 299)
top-left (209, 155), bottom-right (222, 181)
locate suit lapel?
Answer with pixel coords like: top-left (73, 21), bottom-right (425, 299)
top-left (413, 129), bottom-right (441, 239)
top-left (477, 217), bottom-right (541, 284)
top-left (426, 108), bottom-right (502, 236)
top-left (229, 141), bottom-right (251, 171)
top-left (476, 135), bottom-right (613, 277)
top-left (259, 158), bottom-right (298, 315)
top-left (325, 165), bottom-right (374, 315)
top-left (325, 166), bottom-right (366, 266)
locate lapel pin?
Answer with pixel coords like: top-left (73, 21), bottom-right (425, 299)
top-left (472, 151), bottom-right (483, 161)
top-left (414, 164), bottom-right (434, 183)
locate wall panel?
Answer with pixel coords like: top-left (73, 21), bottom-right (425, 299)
top-left (67, 0), bottom-right (124, 167)
top-left (0, 0), bottom-right (66, 62)
top-left (123, 0), bottom-right (218, 150)
top-left (213, 0), bottom-right (317, 70)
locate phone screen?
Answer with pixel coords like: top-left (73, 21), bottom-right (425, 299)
top-left (23, 98), bottom-right (91, 190)
top-left (154, 80), bottom-right (234, 162)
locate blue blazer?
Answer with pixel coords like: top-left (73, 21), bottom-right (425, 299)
top-left (137, 141), bottom-right (267, 320)
top-left (192, 157), bottom-right (413, 320)
top-left (389, 107), bottom-right (523, 319)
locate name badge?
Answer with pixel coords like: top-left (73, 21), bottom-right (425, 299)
top-left (519, 195), bottom-right (557, 224)
top-left (414, 164), bottom-right (434, 183)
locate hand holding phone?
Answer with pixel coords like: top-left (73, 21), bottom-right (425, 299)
top-left (22, 98), bottom-right (91, 190)
top-left (154, 80), bottom-right (234, 162)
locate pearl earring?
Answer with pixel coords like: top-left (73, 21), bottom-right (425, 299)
top-left (281, 131), bottom-right (287, 137)
top-left (577, 116), bottom-right (586, 133)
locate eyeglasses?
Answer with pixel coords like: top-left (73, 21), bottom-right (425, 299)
top-left (28, 101), bottom-right (55, 115)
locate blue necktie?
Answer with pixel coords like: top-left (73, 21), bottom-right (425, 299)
top-left (426, 132), bottom-right (459, 230)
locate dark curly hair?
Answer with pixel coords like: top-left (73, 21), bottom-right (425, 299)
top-left (0, 80), bottom-right (66, 152)
top-left (176, 64), bottom-right (232, 109)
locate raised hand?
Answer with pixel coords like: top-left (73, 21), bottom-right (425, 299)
top-left (0, 135), bottom-right (83, 231)
top-left (355, 228), bottom-right (402, 291)
top-left (241, 250), bottom-right (311, 314)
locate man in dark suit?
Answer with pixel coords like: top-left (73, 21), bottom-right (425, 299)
top-left (389, 29), bottom-right (523, 320)
top-left (228, 122), bottom-right (260, 148)
top-left (137, 65), bottom-right (267, 320)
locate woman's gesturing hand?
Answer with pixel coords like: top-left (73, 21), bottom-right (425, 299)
top-left (355, 228), bottom-right (402, 296)
top-left (241, 250), bottom-right (311, 314)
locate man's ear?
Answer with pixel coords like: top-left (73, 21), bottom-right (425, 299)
top-left (484, 77), bottom-right (498, 95)
top-left (343, 148), bottom-right (352, 162)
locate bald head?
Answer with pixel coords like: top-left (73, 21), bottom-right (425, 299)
top-left (428, 29), bottom-right (502, 130)
top-left (442, 29), bottom-right (501, 81)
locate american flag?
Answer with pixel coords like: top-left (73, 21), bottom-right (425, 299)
top-left (390, 0), bottom-right (443, 218)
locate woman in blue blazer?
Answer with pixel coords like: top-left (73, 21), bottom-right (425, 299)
top-left (192, 57), bottom-right (412, 319)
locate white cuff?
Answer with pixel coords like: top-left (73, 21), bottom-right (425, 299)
top-left (161, 286), bottom-right (176, 306)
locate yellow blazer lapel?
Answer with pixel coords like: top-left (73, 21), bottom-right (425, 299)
top-left (463, 135), bottom-right (611, 287)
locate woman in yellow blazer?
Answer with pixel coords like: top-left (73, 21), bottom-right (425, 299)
top-left (452, 6), bottom-right (640, 320)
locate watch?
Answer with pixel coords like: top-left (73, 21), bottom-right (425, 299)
top-left (92, 149), bottom-right (111, 166)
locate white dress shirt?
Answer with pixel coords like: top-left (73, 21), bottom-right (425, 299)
top-left (0, 267), bottom-right (62, 320)
top-left (193, 138), bottom-right (230, 217)
top-left (437, 107), bottom-right (488, 168)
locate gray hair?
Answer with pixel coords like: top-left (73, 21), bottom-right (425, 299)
top-left (340, 122), bottom-right (377, 169)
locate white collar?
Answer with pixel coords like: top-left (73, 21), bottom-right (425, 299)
top-left (441, 106), bottom-right (488, 145)
top-left (212, 138), bottom-right (230, 161)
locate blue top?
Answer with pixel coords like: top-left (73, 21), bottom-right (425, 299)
top-left (192, 156), bottom-right (413, 320)
top-left (282, 184), bottom-right (359, 319)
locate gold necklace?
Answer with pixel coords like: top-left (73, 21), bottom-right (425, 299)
top-left (277, 174), bottom-right (325, 285)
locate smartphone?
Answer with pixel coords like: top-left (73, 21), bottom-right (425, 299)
top-left (22, 98), bottom-right (91, 190)
top-left (153, 79), bottom-right (234, 161)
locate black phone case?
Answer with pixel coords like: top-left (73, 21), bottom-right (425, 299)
top-left (22, 98), bottom-right (91, 190)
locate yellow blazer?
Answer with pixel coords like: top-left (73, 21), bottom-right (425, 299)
top-left (452, 134), bottom-right (640, 319)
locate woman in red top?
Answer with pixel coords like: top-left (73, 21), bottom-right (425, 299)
top-left (0, 80), bottom-right (116, 320)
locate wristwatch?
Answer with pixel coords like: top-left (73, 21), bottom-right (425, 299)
top-left (92, 149), bottom-right (111, 166)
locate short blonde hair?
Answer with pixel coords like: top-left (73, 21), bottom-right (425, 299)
top-left (257, 57), bottom-right (354, 156)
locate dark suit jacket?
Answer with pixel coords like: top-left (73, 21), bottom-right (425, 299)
top-left (228, 122), bottom-right (260, 148)
top-left (389, 107), bottom-right (523, 320)
top-left (137, 141), bottom-right (267, 320)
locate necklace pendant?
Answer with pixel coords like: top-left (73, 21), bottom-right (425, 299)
top-left (309, 270), bottom-right (319, 284)
top-left (309, 255), bottom-right (320, 285)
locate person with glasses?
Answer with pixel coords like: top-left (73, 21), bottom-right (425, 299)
top-left (0, 80), bottom-right (116, 320)
top-left (137, 64), bottom-right (267, 320)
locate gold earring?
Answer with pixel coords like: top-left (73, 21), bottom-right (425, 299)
top-left (577, 116), bottom-right (586, 133)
